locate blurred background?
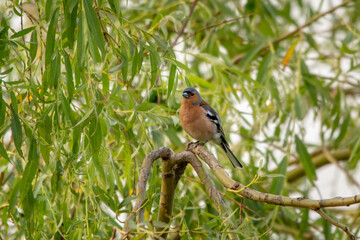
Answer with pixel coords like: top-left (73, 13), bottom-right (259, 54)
top-left (0, 0), bottom-right (359, 239)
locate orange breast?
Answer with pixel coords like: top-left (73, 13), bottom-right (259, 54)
top-left (180, 103), bottom-right (216, 141)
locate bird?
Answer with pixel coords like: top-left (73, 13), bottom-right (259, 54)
top-left (179, 87), bottom-right (243, 168)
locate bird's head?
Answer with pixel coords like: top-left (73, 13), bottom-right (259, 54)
top-left (182, 87), bottom-right (202, 106)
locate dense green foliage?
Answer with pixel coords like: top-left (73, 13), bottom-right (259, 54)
top-left (0, 0), bottom-right (359, 239)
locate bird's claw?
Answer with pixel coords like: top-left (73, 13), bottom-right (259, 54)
top-left (186, 141), bottom-right (206, 151)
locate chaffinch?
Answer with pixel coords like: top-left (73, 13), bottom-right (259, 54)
top-left (179, 87), bottom-right (243, 168)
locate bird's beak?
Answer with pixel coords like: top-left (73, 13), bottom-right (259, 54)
top-left (182, 92), bottom-right (189, 98)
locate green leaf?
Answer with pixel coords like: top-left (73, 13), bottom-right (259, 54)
top-left (45, 0), bottom-right (57, 21)
top-left (238, 41), bottom-right (265, 69)
top-left (89, 118), bottom-right (102, 153)
top-left (130, 47), bottom-right (139, 84)
top-left (256, 53), bottom-right (273, 85)
top-left (38, 114), bottom-right (52, 165)
top-left (0, 142), bottom-right (10, 162)
top-left (167, 64), bottom-right (176, 98)
top-left (102, 72), bottom-right (109, 95)
top-left (45, 8), bottom-right (59, 66)
top-left (77, 10), bottom-right (85, 67)
top-left (60, 91), bottom-right (75, 125)
top-left (10, 105), bottom-right (23, 157)
top-left (29, 30), bottom-right (38, 62)
top-left (188, 75), bottom-right (215, 90)
top-left (270, 156), bottom-right (287, 195)
top-left (49, 50), bottom-right (61, 89)
top-left (9, 90), bottom-right (18, 113)
top-left (63, 0), bottom-right (78, 49)
top-left (8, 178), bottom-right (20, 213)
top-left (148, 45), bottom-right (160, 88)
top-left (83, 0), bottom-right (106, 57)
top-left (349, 137), bottom-right (360, 169)
top-left (295, 135), bottom-right (316, 184)
top-left (334, 113), bottom-right (350, 146)
top-left (63, 50), bottom-right (74, 100)
top-left (0, 91), bottom-right (5, 126)
top-left (294, 94), bottom-right (306, 120)
top-left (136, 102), bottom-right (157, 112)
top-left (20, 138), bottom-right (40, 203)
top-left (10, 26), bottom-right (36, 39)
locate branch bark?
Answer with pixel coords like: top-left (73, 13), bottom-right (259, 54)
top-left (171, 0), bottom-right (199, 47)
top-left (120, 145), bottom-right (360, 239)
top-left (232, 0), bottom-right (355, 64)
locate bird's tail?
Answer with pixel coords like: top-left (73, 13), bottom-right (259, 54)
top-left (220, 140), bottom-right (243, 169)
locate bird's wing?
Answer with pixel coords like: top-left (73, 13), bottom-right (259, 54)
top-left (200, 102), bottom-right (224, 134)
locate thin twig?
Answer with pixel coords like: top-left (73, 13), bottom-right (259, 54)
top-left (313, 208), bottom-right (356, 240)
top-left (232, 0), bottom-right (355, 64)
top-left (176, 15), bottom-right (253, 45)
top-left (171, 0), bottom-right (199, 47)
top-left (322, 147), bottom-right (360, 191)
top-left (188, 144), bottom-right (360, 209)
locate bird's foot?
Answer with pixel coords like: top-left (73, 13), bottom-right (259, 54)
top-left (186, 141), bottom-right (206, 151)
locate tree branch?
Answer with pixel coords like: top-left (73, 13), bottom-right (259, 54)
top-left (232, 0), bottom-right (355, 64)
top-left (313, 208), bottom-right (356, 240)
top-left (171, 0), bottom-right (199, 47)
top-left (287, 148), bottom-right (350, 183)
top-left (121, 145), bottom-right (360, 239)
top-left (187, 144), bottom-right (360, 208)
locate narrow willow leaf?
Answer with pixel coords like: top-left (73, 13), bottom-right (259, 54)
top-left (63, 50), bottom-right (74, 100)
top-left (73, 107), bottom-right (95, 129)
top-left (299, 208), bottom-right (309, 236)
top-left (83, 0), bottom-right (106, 57)
top-left (0, 142), bottom-right (10, 162)
top-left (334, 113), bottom-right (350, 146)
top-left (49, 51), bottom-right (61, 89)
top-left (9, 90), bottom-right (18, 113)
top-left (89, 118), bottom-right (102, 153)
top-left (10, 26), bottom-right (36, 39)
top-left (188, 75), bottom-right (215, 90)
top-left (295, 135), bottom-right (316, 184)
top-left (45, 8), bottom-right (59, 66)
top-left (45, 0), bottom-right (56, 21)
top-left (137, 40), bottom-right (144, 73)
top-left (20, 138), bottom-right (40, 203)
top-left (10, 105), bottom-right (23, 157)
top-left (256, 53), bottom-right (273, 85)
top-left (121, 44), bottom-right (129, 83)
top-left (102, 72), bottom-right (109, 95)
top-left (22, 188), bottom-right (35, 236)
top-left (137, 102), bottom-right (157, 112)
top-left (60, 91), bottom-right (75, 125)
top-left (0, 91), bottom-right (5, 126)
top-left (167, 64), bottom-right (176, 99)
top-left (88, 32), bottom-right (102, 63)
top-left (270, 156), bottom-right (287, 195)
top-left (8, 178), bottom-right (20, 213)
top-left (130, 47), bottom-right (139, 84)
top-left (77, 10), bottom-right (85, 68)
top-left (51, 159), bottom-right (63, 195)
top-left (72, 126), bottom-right (81, 155)
top-left (64, 0), bottom-right (78, 49)
top-left (148, 45), bottom-right (160, 88)
top-left (349, 137), bottom-right (360, 169)
top-left (238, 41), bottom-right (265, 69)
top-left (294, 94), bottom-right (306, 120)
top-left (38, 114), bottom-right (52, 165)
top-left (29, 30), bottom-right (38, 62)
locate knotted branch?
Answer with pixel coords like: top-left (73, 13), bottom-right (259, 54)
top-left (120, 145), bottom-right (360, 239)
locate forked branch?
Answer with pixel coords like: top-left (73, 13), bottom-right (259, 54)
top-left (119, 145), bottom-right (359, 239)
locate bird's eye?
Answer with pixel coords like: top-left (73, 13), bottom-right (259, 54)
top-left (190, 93), bottom-right (195, 96)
